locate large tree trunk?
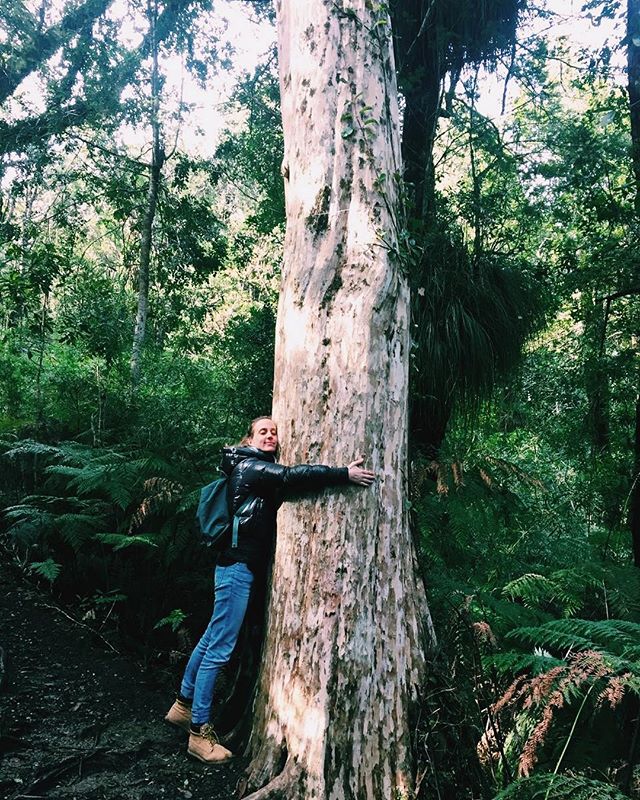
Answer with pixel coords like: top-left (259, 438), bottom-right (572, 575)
top-left (240, 2), bottom-right (435, 798)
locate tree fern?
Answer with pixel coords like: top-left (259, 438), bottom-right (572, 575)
top-left (44, 449), bottom-right (182, 510)
top-left (492, 773), bottom-right (629, 800)
top-left (56, 512), bottom-right (106, 549)
top-left (503, 574), bottom-right (558, 608)
top-left (471, 591), bottom-right (552, 636)
top-left (481, 632), bottom-right (640, 785)
top-left (129, 478), bottom-right (184, 532)
top-left (601, 565), bottom-right (640, 619)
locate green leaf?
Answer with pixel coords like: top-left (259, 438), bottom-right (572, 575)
top-left (492, 772), bottom-right (629, 799)
top-left (154, 608), bottom-right (188, 632)
top-left (95, 533), bottom-right (158, 550)
top-left (30, 558), bottom-right (61, 582)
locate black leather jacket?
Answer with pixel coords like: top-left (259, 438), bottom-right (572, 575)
top-left (217, 445), bottom-right (349, 574)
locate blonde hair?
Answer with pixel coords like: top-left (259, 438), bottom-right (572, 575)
top-left (240, 417), bottom-right (278, 453)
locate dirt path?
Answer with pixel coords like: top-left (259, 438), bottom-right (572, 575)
top-left (0, 563), bottom-right (245, 800)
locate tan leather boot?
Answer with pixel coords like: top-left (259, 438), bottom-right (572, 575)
top-left (164, 699), bottom-right (191, 732)
top-left (187, 724), bottom-right (233, 763)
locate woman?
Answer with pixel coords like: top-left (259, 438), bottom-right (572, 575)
top-left (164, 416), bottom-right (375, 763)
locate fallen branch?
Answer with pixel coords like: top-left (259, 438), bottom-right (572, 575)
top-left (40, 603), bottom-right (120, 654)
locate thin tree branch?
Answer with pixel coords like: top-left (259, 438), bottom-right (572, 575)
top-left (596, 286), bottom-right (640, 303)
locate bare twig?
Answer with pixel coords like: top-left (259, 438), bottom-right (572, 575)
top-left (40, 603), bottom-right (120, 654)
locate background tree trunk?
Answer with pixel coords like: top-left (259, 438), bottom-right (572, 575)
top-left (240, 2), bottom-right (435, 798)
top-left (130, 0), bottom-right (164, 388)
top-left (627, 0), bottom-right (640, 566)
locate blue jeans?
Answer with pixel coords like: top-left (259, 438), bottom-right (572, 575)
top-left (180, 562), bottom-right (254, 724)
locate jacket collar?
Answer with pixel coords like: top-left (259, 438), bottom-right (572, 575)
top-left (221, 445), bottom-right (276, 474)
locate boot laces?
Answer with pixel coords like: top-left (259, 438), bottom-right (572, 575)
top-left (200, 723), bottom-right (220, 744)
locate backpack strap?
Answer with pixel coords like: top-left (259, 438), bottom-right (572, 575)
top-left (231, 494), bottom-right (255, 548)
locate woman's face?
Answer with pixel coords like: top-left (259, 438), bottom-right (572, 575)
top-left (248, 418), bottom-right (278, 453)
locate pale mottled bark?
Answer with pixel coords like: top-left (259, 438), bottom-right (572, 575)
top-left (242, 2), bottom-right (435, 798)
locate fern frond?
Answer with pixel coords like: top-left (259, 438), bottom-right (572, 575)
top-left (56, 512), bottom-right (105, 529)
top-left (128, 478), bottom-right (184, 532)
top-left (90, 590), bottom-right (127, 605)
top-left (67, 465), bottom-right (133, 508)
top-left (154, 608), bottom-right (188, 632)
top-left (506, 624), bottom-right (593, 654)
top-left (55, 512), bottom-right (105, 550)
top-left (9, 495), bottom-right (65, 507)
top-left (4, 441), bottom-right (63, 459)
top-left (607, 618), bottom-right (640, 641)
top-left (503, 574), bottom-right (557, 607)
top-left (95, 533), bottom-right (158, 550)
top-left (177, 488), bottom-right (201, 513)
top-left (29, 559), bottom-right (61, 582)
top-left (483, 651), bottom-right (565, 677)
top-left (507, 618), bottom-right (640, 658)
top-left (471, 593), bottom-right (551, 633)
top-left (126, 456), bottom-right (176, 477)
top-left (492, 772), bottom-right (628, 800)
top-left (604, 565), bottom-right (640, 618)
top-left (44, 466), bottom-right (88, 484)
top-left (484, 455), bottom-right (546, 490)
top-left (5, 506), bottom-right (55, 532)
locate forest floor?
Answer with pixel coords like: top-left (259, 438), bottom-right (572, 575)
top-left (0, 561), bottom-right (246, 800)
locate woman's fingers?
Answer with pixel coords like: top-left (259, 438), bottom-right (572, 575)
top-left (347, 460), bottom-right (376, 485)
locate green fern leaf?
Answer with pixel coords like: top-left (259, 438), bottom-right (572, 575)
top-left (483, 650), bottom-right (565, 676)
top-left (95, 533), bottom-right (158, 550)
top-left (154, 608), bottom-right (188, 632)
top-left (4, 441), bottom-right (63, 459)
top-left (503, 573), bottom-right (557, 606)
top-left (506, 624), bottom-right (594, 653)
top-left (44, 465), bottom-right (85, 479)
top-left (178, 488), bottom-right (201, 512)
top-left (492, 772), bottom-right (629, 799)
top-left (29, 559), bottom-right (61, 582)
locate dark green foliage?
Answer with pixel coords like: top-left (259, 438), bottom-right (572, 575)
top-left (505, 618), bottom-right (640, 658)
top-left (0, 0), bottom-right (214, 156)
top-left (410, 214), bottom-right (543, 451)
top-left (414, 409), bottom-right (640, 797)
top-left (492, 773), bottom-right (630, 800)
top-left (213, 59), bottom-right (285, 235)
top-left (392, 0), bottom-right (525, 78)
top-left (2, 439), bottom-right (219, 650)
top-left (57, 267), bottom-right (130, 364)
